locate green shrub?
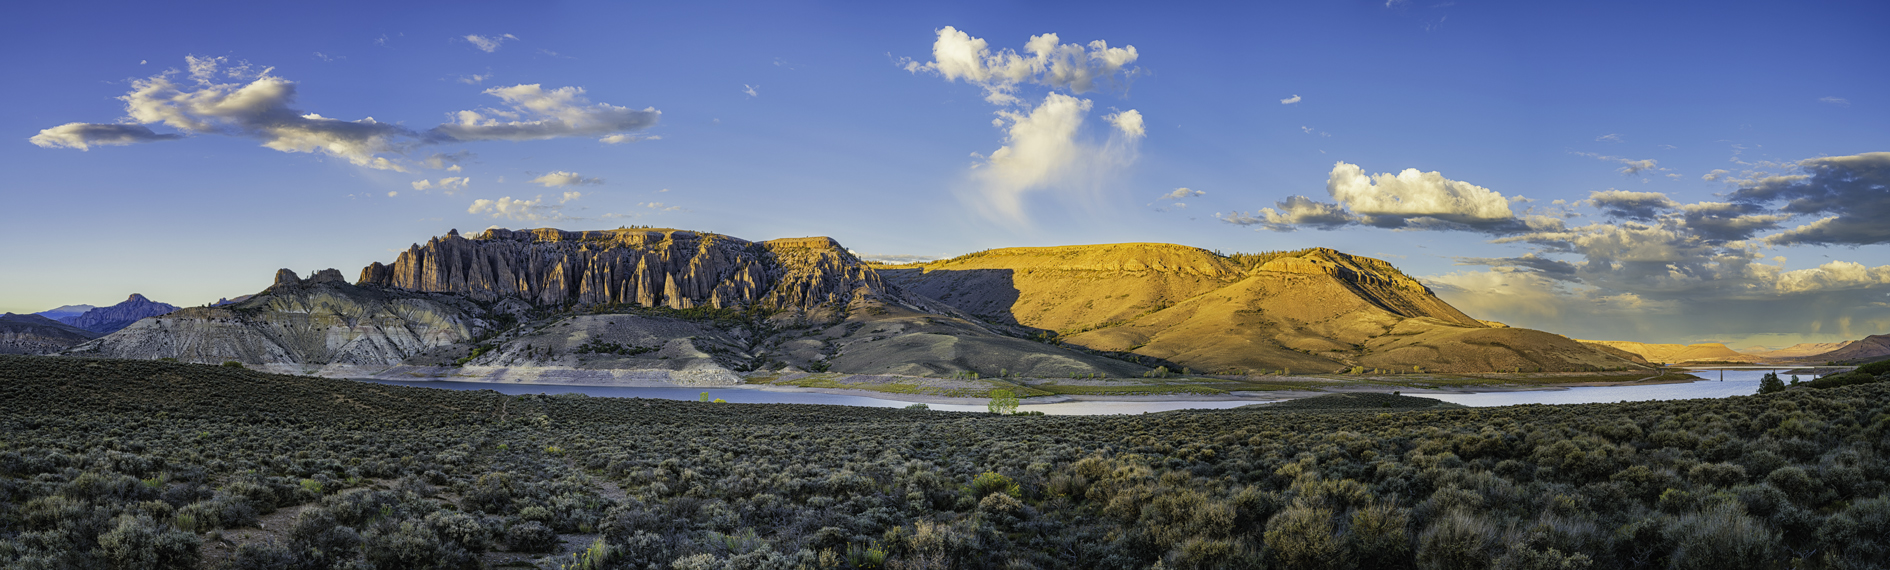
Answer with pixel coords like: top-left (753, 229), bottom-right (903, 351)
top-left (1417, 509), bottom-right (1495, 570)
top-left (506, 520), bottom-right (560, 553)
top-left (969, 472), bottom-right (1020, 499)
top-left (1665, 502), bottom-right (1777, 570)
top-left (1264, 502), bottom-right (1341, 569)
top-left (987, 390), bottom-right (1019, 415)
top-left (97, 514), bottom-right (199, 570)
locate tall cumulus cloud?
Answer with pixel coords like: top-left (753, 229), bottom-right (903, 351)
top-left (905, 27), bottom-right (1146, 224)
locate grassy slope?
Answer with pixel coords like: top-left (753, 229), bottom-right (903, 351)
top-left (882, 245), bottom-right (1646, 374)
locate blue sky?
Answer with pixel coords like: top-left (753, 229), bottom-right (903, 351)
top-left (4, 0), bottom-right (1887, 347)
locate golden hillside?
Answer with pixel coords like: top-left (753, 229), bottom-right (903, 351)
top-left (1575, 340), bottom-right (1750, 364)
top-left (882, 245), bottom-right (1645, 374)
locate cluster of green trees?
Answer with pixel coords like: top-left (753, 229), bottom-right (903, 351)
top-left (4, 355), bottom-right (1890, 568)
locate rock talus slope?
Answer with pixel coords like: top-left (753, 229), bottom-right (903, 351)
top-left (66, 269), bottom-right (486, 375)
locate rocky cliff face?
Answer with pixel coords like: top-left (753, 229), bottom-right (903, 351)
top-left (0, 313), bottom-right (99, 355)
top-left (63, 294), bottom-right (179, 334)
top-left (65, 271), bottom-right (486, 373)
top-left (357, 228), bottom-right (890, 311)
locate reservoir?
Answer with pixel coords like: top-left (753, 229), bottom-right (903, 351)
top-left (363, 367), bottom-right (1800, 415)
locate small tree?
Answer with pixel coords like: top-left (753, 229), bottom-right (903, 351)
top-left (987, 389), bottom-right (1019, 415)
top-left (1758, 372), bottom-right (1785, 394)
top-left (699, 392), bottom-right (710, 402)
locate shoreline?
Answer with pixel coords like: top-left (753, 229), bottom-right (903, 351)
top-left (364, 370), bottom-right (1719, 406)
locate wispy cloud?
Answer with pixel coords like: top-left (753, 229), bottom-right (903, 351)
top-left (1280, 94), bottom-right (1301, 105)
top-left (1573, 151), bottom-right (1665, 176)
top-left (530, 171), bottom-right (603, 187)
top-left (411, 177), bottom-right (470, 194)
top-left (463, 34), bottom-right (517, 53)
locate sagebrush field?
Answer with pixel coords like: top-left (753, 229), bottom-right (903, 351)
top-left (3, 355), bottom-right (1889, 569)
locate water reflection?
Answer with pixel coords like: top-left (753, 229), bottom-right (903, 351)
top-left (1425, 369), bottom-right (1792, 407)
top-left (363, 368), bottom-right (1802, 414)
top-left (359, 379), bottom-right (1254, 415)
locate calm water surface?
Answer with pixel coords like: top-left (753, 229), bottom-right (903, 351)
top-left (358, 379), bottom-right (1253, 415)
top-left (1424, 368), bottom-right (1797, 407)
top-left (362, 368), bottom-right (1807, 415)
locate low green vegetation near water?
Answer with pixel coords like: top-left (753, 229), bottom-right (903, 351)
top-left (6, 355), bottom-right (1890, 569)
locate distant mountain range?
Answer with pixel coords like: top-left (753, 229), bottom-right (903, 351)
top-left (60, 294), bottom-right (179, 335)
top-left (2, 295), bottom-right (179, 354)
top-left (64, 227), bottom-right (1650, 381)
top-left (1580, 336), bottom-right (1890, 365)
top-left (33, 304), bottom-right (95, 322)
top-left (0, 313), bottom-right (99, 355)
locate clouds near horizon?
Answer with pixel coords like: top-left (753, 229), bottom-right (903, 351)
top-left (1221, 162), bottom-right (1553, 233)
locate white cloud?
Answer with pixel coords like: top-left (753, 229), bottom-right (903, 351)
top-left (387, 191), bottom-right (397, 197)
top-left (743, 84), bottom-right (758, 97)
top-left (530, 171), bottom-right (603, 187)
top-left (1702, 169), bottom-right (1730, 181)
top-left (78, 57), bottom-right (415, 171)
top-left (1280, 94), bottom-right (1301, 105)
top-left (1229, 162), bottom-right (1541, 233)
top-left (1103, 109), bottom-right (1144, 138)
top-left (904, 26), bottom-right (1140, 105)
top-left (1574, 151), bottom-right (1664, 176)
top-left (561, 191), bottom-right (582, 203)
top-left (464, 34), bottom-right (517, 53)
top-left (37, 57), bottom-right (649, 171)
top-left (969, 93), bottom-right (1143, 222)
top-left (1819, 96), bottom-right (1850, 107)
top-left (1775, 261), bottom-right (1890, 294)
top-left (468, 195), bottom-right (562, 221)
top-left (458, 73), bottom-right (492, 85)
top-left (1327, 161), bottom-right (1515, 222)
top-left (411, 177), bottom-right (470, 194)
top-left (1159, 188), bottom-right (1204, 201)
top-left (433, 84), bottom-right (661, 142)
top-left (29, 123), bottom-right (182, 150)
top-left (906, 28), bottom-right (1146, 225)
top-left (599, 134), bottom-right (658, 144)
top-left (1596, 133), bottom-right (1622, 143)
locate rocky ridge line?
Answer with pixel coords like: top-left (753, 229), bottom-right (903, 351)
top-left (357, 228), bottom-right (891, 311)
